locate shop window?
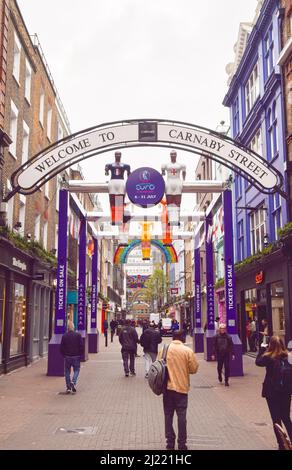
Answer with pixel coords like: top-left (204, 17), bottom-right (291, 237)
top-left (10, 283), bottom-right (26, 356)
top-left (0, 276), bottom-right (6, 363)
top-left (270, 281), bottom-right (285, 343)
top-left (33, 286), bottom-right (40, 341)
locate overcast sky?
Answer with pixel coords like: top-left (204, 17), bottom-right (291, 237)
top-left (17, 0), bottom-right (258, 214)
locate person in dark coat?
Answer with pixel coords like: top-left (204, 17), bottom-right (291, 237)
top-left (110, 319), bottom-right (117, 343)
top-left (211, 323), bottom-right (234, 386)
top-left (119, 319), bottom-right (139, 377)
top-left (103, 319), bottom-right (109, 347)
top-left (140, 323), bottom-right (162, 378)
top-left (60, 321), bottom-right (83, 393)
top-left (255, 335), bottom-right (292, 450)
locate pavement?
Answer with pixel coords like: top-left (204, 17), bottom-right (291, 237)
top-left (0, 332), bottom-right (284, 450)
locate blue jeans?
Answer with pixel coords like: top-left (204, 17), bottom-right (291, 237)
top-left (64, 356), bottom-right (80, 389)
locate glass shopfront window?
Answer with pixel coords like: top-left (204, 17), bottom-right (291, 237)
top-left (270, 281), bottom-right (285, 344)
top-left (0, 275), bottom-right (6, 363)
top-left (10, 282), bottom-right (26, 356)
top-left (244, 288), bottom-right (258, 352)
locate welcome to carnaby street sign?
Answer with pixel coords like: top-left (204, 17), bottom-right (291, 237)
top-left (7, 119), bottom-right (284, 199)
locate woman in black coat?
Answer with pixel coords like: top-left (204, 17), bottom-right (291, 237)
top-left (256, 335), bottom-right (292, 449)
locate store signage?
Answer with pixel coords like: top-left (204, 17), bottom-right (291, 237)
top-left (12, 257), bottom-right (27, 272)
top-left (255, 271), bottom-right (264, 284)
top-left (171, 288), bottom-right (179, 295)
top-left (11, 120), bottom-right (281, 196)
top-left (126, 167), bottom-right (165, 207)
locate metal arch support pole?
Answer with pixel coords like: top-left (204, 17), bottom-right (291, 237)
top-left (78, 216), bottom-right (88, 362)
top-left (204, 213), bottom-right (215, 361)
top-left (193, 232), bottom-right (204, 353)
top-left (88, 238), bottom-right (99, 353)
top-left (223, 189), bottom-right (243, 376)
top-left (47, 188), bottom-right (68, 376)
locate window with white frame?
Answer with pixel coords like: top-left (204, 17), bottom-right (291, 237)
top-left (250, 206), bottom-right (266, 255)
top-left (39, 89), bottom-right (45, 126)
top-left (24, 59), bottom-right (32, 103)
top-left (43, 220), bottom-right (48, 250)
top-left (57, 122), bottom-right (64, 141)
top-left (250, 128), bottom-right (262, 156)
top-left (47, 108), bottom-right (52, 140)
top-left (7, 180), bottom-right (14, 229)
top-left (245, 62), bottom-right (259, 115)
top-left (12, 32), bottom-right (21, 83)
top-left (44, 181), bottom-right (50, 199)
top-left (238, 220), bottom-right (244, 261)
top-left (233, 95), bottom-right (240, 136)
top-left (18, 198), bottom-right (26, 235)
top-left (267, 102), bottom-right (278, 160)
top-left (264, 25), bottom-right (274, 80)
top-left (9, 101), bottom-right (18, 158)
top-left (272, 193), bottom-right (282, 240)
top-left (22, 121), bottom-right (29, 165)
top-left (34, 215), bottom-right (41, 242)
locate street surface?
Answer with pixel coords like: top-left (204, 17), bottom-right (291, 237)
top-left (0, 333), bottom-right (281, 450)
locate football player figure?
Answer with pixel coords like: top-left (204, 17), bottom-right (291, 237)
top-left (161, 151), bottom-right (186, 226)
top-left (105, 152), bottom-right (131, 225)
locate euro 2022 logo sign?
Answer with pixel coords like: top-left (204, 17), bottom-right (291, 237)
top-left (126, 167), bottom-right (165, 208)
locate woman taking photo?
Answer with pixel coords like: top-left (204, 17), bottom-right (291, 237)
top-left (256, 336), bottom-right (292, 449)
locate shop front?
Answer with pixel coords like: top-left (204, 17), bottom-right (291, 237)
top-left (236, 249), bottom-right (291, 354)
top-left (0, 237), bottom-right (33, 374)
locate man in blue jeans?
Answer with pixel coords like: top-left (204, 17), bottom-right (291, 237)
top-left (60, 321), bottom-right (83, 393)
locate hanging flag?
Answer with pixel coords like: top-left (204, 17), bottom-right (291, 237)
top-left (87, 237), bottom-right (94, 257)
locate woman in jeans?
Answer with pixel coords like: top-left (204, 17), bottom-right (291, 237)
top-left (256, 336), bottom-right (292, 449)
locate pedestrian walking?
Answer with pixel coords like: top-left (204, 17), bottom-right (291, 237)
top-left (110, 319), bottom-right (116, 343)
top-left (103, 319), bottom-right (109, 347)
top-left (259, 318), bottom-right (269, 347)
top-left (211, 323), bottom-right (235, 386)
top-left (119, 319), bottom-right (139, 377)
top-left (60, 320), bottom-right (83, 394)
top-left (158, 329), bottom-right (199, 450)
top-left (255, 335), bottom-right (292, 450)
top-left (140, 322), bottom-right (162, 378)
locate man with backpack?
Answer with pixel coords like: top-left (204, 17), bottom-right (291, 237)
top-left (157, 330), bottom-right (199, 450)
top-left (140, 322), bottom-right (162, 378)
top-left (119, 319), bottom-right (139, 377)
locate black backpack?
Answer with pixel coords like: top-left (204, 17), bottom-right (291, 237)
top-left (272, 358), bottom-right (292, 394)
top-left (148, 344), bottom-right (169, 396)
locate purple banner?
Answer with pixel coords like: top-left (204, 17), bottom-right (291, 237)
top-left (90, 238), bottom-right (98, 330)
top-left (126, 167), bottom-right (165, 207)
top-left (223, 189), bottom-right (237, 334)
top-left (205, 214), bottom-right (215, 330)
top-left (78, 217), bottom-right (86, 332)
top-left (194, 247), bottom-right (202, 329)
top-left (54, 189), bottom-right (68, 335)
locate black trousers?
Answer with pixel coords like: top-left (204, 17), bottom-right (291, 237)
top-left (110, 330), bottom-right (115, 342)
top-left (266, 393), bottom-right (292, 449)
top-left (163, 390), bottom-right (188, 449)
top-left (122, 350), bottom-right (135, 374)
top-left (217, 353), bottom-right (230, 383)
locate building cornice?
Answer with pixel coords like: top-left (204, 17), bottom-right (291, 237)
top-left (277, 36), bottom-right (292, 65)
top-left (223, 0), bottom-right (278, 107)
